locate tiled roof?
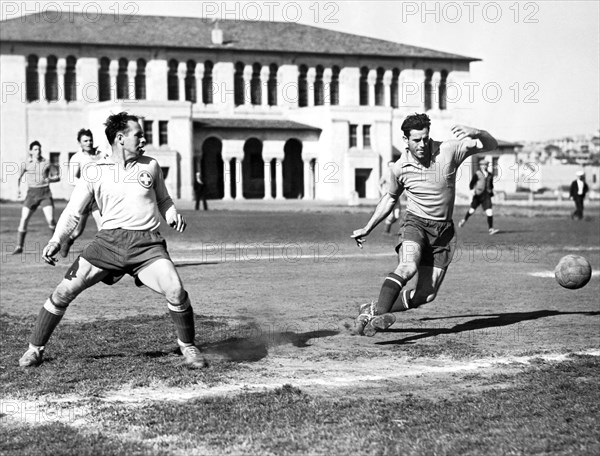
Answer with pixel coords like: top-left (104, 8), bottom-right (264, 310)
top-left (1, 12), bottom-right (477, 61)
top-left (196, 119), bottom-right (321, 131)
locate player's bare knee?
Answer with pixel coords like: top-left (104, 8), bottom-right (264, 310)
top-left (52, 282), bottom-right (79, 306)
top-left (164, 286), bottom-right (186, 305)
top-left (395, 263), bottom-right (417, 280)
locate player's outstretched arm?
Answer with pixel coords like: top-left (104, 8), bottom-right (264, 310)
top-left (451, 125), bottom-right (498, 153)
top-left (351, 192), bottom-right (399, 248)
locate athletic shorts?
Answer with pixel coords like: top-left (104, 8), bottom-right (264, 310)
top-left (81, 228), bottom-right (171, 286)
top-left (24, 187), bottom-right (53, 210)
top-left (396, 212), bottom-right (456, 270)
top-left (470, 193), bottom-right (493, 211)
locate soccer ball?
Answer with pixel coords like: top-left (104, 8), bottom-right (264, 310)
top-left (554, 255), bottom-right (592, 290)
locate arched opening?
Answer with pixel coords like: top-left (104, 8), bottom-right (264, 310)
top-left (283, 139), bottom-right (304, 199)
top-left (268, 63), bottom-right (278, 106)
top-left (359, 66), bottom-right (369, 106)
top-left (298, 64), bottom-right (308, 107)
top-left (375, 67), bottom-right (385, 106)
top-left (99, 57), bottom-right (110, 101)
top-left (202, 60), bottom-right (213, 104)
top-left (424, 69), bottom-right (433, 111)
top-left (45, 55), bottom-right (58, 101)
top-left (439, 69), bottom-right (448, 110)
top-left (251, 62), bottom-right (261, 105)
top-left (135, 59), bottom-right (146, 100)
top-left (314, 65), bottom-right (324, 106)
top-left (330, 66), bottom-right (340, 105)
top-left (243, 138), bottom-right (264, 199)
top-left (65, 56), bottom-right (77, 102)
top-left (234, 61), bottom-right (245, 106)
top-left (391, 67), bottom-right (400, 108)
top-left (117, 58), bottom-right (129, 99)
top-left (200, 137), bottom-right (224, 199)
top-left (167, 59), bottom-right (179, 100)
top-left (185, 60), bottom-right (197, 103)
top-left (26, 55), bottom-right (39, 102)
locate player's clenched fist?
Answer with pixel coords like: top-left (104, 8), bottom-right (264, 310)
top-left (42, 241), bottom-right (60, 266)
top-left (351, 228), bottom-right (369, 249)
top-left (168, 213), bottom-right (187, 233)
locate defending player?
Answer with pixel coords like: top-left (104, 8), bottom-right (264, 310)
top-left (19, 112), bottom-right (210, 368)
top-left (351, 113), bottom-right (498, 336)
top-left (11, 141), bottom-right (60, 255)
top-left (457, 159), bottom-right (500, 235)
top-left (59, 128), bottom-right (105, 257)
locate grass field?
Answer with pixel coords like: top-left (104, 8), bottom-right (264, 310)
top-left (1, 200), bottom-right (599, 455)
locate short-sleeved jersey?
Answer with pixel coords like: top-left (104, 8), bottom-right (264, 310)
top-left (68, 148), bottom-right (106, 186)
top-left (391, 138), bottom-right (478, 221)
top-left (63, 155), bottom-right (175, 232)
top-left (21, 158), bottom-right (50, 189)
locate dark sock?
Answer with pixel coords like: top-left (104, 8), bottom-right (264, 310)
top-left (168, 293), bottom-right (195, 344)
top-left (376, 272), bottom-right (406, 314)
top-left (17, 230), bottom-right (26, 248)
top-left (30, 297), bottom-right (66, 346)
top-left (464, 211), bottom-right (472, 221)
top-left (487, 215), bottom-right (493, 229)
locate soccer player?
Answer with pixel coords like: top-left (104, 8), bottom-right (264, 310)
top-left (19, 112), bottom-right (209, 369)
top-left (59, 128), bottom-right (105, 257)
top-left (379, 161), bottom-right (401, 234)
top-left (458, 159), bottom-right (500, 235)
top-left (351, 113), bottom-right (498, 336)
top-left (11, 141), bottom-right (60, 255)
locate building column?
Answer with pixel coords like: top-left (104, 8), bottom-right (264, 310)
top-left (109, 59), bottom-right (118, 101)
top-left (323, 68), bottom-right (332, 106)
top-left (307, 67), bottom-right (316, 107)
top-left (234, 156), bottom-right (244, 199)
top-left (243, 65), bottom-right (253, 107)
top-left (56, 57), bottom-right (66, 104)
top-left (260, 66), bottom-right (269, 106)
top-left (383, 69), bottom-right (393, 107)
top-left (367, 69), bottom-right (377, 107)
top-left (275, 158), bottom-right (284, 200)
top-left (303, 159), bottom-right (312, 199)
top-left (177, 61), bottom-right (186, 101)
top-left (195, 62), bottom-right (204, 104)
top-left (263, 157), bottom-right (273, 199)
top-left (37, 57), bottom-right (47, 101)
top-left (127, 60), bottom-right (137, 100)
top-left (222, 158), bottom-right (232, 200)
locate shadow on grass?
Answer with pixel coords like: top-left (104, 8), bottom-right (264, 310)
top-left (377, 310), bottom-right (600, 346)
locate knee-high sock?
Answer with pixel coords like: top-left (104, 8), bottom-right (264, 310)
top-left (16, 230), bottom-right (26, 248)
top-left (375, 272), bottom-right (407, 314)
top-left (30, 297), bottom-right (67, 347)
top-left (487, 215), bottom-right (493, 229)
top-left (168, 292), bottom-right (195, 344)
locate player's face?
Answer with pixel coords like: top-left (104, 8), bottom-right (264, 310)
top-left (30, 145), bottom-right (42, 159)
top-left (405, 128), bottom-right (430, 160)
top-left (121, 121), bottom-right (146, 159)
top-left (79, 135), bottom-right (94, 153)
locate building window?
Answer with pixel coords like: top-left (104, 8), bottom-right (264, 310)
top-left (116, 58), bottom-right (128, 99)
top-left (359, 66), bottom-right (369, 106)
top-left (251, 63), bottom-right (261, 105)
top-left (298, 65), bottom-right (308, 107)
top-left (439, 70), bottom-right (448, 110)
top-left (64, 56), bottom-right (77, 102)
top-left (159, 121), bottom-right (168, 146)
top-left (45, 55), bottom-right (58, 101)
top-left (391, 68), bottom-right (399, 109)
top-left (202, 60), bottom-right (213, 104)
top-left (330, 66), bottom-right (340, 105)
top-left (26, 55), bottom-right (39, 102)
top-left (424, 69), bottom-right (433, 111)
top-left (99, 57), bottom-right (111, 101)
top-left (363, 125), bottom-right (371, 148)
top-left (234, 61), bottom-right (245, 106)
top-left (314, 65), bottom-right (324, 106)
top-left (268, 63), bottom-right (278, 106)
top-left (167, 59), bottom-right (178, 101)
top-left (375, 67), bottom-right (384, 106)
top-left (135, 59), bottom-right (146, 100)
top-left (49, 152), bottom-right (60, 165)
top-left (143, 120), bottom-right (153, 145)
top-left (349, 124), bottom-right (358, 148)
top-left (185, 60), bottom-right (196, 103)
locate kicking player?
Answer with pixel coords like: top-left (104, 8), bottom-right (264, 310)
top-left (59, 128), bottom-right (105, 257)
top-left (12, 141), bottom-right (60, 255)
top-left (458, 159), bottom-right (499, 235)
top-left (351, 113), bottom-right (498, 336)
top-left (19, 112), bottom-right (209, 368)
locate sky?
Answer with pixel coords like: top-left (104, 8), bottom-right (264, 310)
top-left (3, 0), bottom-right (599, 142)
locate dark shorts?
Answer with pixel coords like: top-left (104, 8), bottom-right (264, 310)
top-left (81, 228), bottom-right (171, 285)
top-left (396, 212), bottom-right (456, 270)
top-left (470, 193), bottom-right (493, 211)
top-left (24, 187), bottom-right (53, 211)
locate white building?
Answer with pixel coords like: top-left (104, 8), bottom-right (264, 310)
top-left (1, 12), bottom-right (480, 202)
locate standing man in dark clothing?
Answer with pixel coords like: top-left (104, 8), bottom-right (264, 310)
top-left (458, 160), bottom-right (499, 235)
top-left (570, 170), bottom-right (589, 220)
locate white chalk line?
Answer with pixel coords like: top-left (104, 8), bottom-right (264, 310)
top-left (529, 270), bottom-right (599, 278)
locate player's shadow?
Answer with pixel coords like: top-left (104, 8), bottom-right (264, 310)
top-left (377, 310), bottom-right (600, 346)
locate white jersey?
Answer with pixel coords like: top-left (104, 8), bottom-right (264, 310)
top-left (68, 148), bottom-right (107, 186)
top-left (51, 155), bottom-right (177, 242)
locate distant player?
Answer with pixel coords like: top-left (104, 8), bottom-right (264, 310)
top-left (11, 141), bottom-right (60, 255)
top-left (351, 113), bottom-right (498, 336)
top-left (59, 128), bottom-right (106, 257)
top-left (458, 159), bottom-right (500, 235)
top-left (19, 112), bottom-right (210, 369)
top-left (379, 161), bottom-right (401, 234)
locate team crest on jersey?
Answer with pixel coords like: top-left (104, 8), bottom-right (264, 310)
top-left (138, 170), bottom-right (153, 189)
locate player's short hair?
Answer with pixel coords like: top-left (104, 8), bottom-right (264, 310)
top-left (104, 112), bottom-right (140, 145)
top-left (401, 113), bottom-right (431, 137)
top-left (77, 128), bottom-right (93, 142)
top-left (29, 140), bottom-right (41, 150)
